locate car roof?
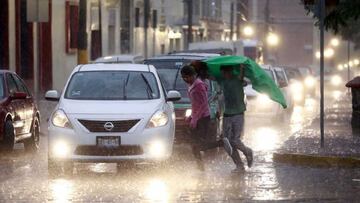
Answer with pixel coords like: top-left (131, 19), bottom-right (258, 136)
top-left (75, 63), bottom-right (154, 72)
top-left (147, 53), bottom-right (219, 61)
top-left (0, 70), bottom-right (14, 74)
top-left (94, 54), bottom-right (144, 63)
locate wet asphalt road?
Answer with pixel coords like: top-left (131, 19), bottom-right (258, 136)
top-left (1, 89), bottom-right (360, 202)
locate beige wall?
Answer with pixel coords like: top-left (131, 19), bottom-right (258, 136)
top-left (51, 0), bottom-right (77, 91)
top-left (8, 0), bottom-right (16, 72)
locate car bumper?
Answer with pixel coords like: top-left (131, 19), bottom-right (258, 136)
top-left (48, 125), bottom-right (174, 162)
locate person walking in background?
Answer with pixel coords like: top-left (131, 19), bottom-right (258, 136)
top-left (181, 65), bottom-right (233, 171)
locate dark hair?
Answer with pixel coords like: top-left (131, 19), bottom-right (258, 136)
top-left (220, 65), bottom-right (234, 72)
top-left (191, 60), bottom-right (209, 80)
top-left (181, 65), bottom-right (196, 76)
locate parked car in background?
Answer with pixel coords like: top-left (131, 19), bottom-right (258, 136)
top-left (244, 65), bottom-right (288, 116)
top-left (0, 70), bottom-right (40, 152)
top-left (45, 64), bottom-right (180, 175)
top-left (144, 53), bottom-right (223, 143)
top-left (94, 54), bottom-right (144, 64)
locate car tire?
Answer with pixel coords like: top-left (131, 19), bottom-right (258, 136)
top-left (2, 120), bottom-right (15, 152)
top-left (24, 118), bottom-right (40, 153)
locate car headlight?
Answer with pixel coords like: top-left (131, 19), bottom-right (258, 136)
top-left (331, 75), bottom-right (342, 86)
top-left (185, 109), bottom-right (192, 118)
top-left (291, 81), bottom-right (303, 92)
top-left (304, 76), bottom-right (316, 88)
top-left (148, 140), bottom-right (166, 158)
top-left (147, 111), bottom-right (169, 128)
top-left (51, 109), bottom-right (73, 129)
top-left (52, 140), bottom-right (70, 158)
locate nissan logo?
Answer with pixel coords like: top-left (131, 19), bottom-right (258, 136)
top-left (104, 122), bottom-right (114, 131)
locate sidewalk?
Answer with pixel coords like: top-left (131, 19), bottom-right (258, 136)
top-left (273, 94), bottom-right (360, 167)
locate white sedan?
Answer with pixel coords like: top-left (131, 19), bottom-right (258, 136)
top-left (45, 64), bottom-right (180, 174)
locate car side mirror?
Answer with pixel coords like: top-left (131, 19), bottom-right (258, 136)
top-left (11, 92), bottom-right (27, 100)
top-left (166, 90), bottom-right (181, 102)
top-left (45, 90), bottom-right (60, 101)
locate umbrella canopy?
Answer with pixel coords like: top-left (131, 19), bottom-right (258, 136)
top-left (205, 55), bottom-right (287, 108)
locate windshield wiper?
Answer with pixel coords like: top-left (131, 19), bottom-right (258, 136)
top-left (141, 73), bottom-right (154, 99)
top-left (123, 73), bottom-right (130, 100)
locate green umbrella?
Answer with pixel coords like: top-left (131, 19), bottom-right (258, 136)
top-left (205, 55), bottom-right (287, 108)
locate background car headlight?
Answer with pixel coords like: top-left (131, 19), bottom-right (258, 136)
top-left (52, 109), bottom-right (72, 129)
top-left (290, 81), bottom-right (303, 92)
top-left (147, 111), bottom-right (169, 128)
top-left (331, 75), bottom-right (342, 86)
top-left (304, 76), bottom-right (315, 88)
top-left (185, 109), bottom-right (192, 118)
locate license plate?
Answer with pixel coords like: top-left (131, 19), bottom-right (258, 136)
top-left (96, 136), bottom-right (120, 147)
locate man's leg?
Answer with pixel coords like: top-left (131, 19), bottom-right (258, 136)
top-left (231, 114), bottom-right (253, 167)
top-left (223, 116), bottom-right (243, 169)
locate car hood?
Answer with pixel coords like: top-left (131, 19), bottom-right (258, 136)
top-left (244, 85), bottom-right (258, 97)
top-left (59, 99), bottom-right (164, 115)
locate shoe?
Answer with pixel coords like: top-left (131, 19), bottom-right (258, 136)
top-left (246, 148), bottom-right (253, 168)
top-left (231, 165), bottom-right (245, 173)
top-left (222, 137), bottom-right (233, 156)
top-left (196, 160), bottom-right (205, 171)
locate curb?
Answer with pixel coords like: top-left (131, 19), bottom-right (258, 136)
top-left (273, 152), bottom-right (360, 168)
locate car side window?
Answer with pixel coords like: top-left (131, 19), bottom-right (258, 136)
top-left (12, 74), bottom-right (30, 96)
top-left (6, 74), bottom-right (19, 95)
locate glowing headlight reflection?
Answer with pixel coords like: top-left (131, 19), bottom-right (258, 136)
top-left (304, 76), bottom-right (315, 88)
top-left (331, 75), bottom-right (342, 86)
top-left (144, 179), bottom-right (169, 202)
top-left (252, 127), bottom-right (279, 151)
top-left (50, 179), bottom-right (73, 203)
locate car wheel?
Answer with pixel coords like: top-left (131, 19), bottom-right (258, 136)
top-left (2, 120), bottom-right (15, 152)
top-left (24, 118), bottom-right (40, 152)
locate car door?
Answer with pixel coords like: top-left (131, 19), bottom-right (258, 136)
top-left (5, 73), bottom-right (26, 135)
top-left (12, 74), bottom-right (34, 134)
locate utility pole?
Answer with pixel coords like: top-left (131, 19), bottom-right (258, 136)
top-left (186, 0), bottom-right (193, 49)
top-left (144, 0), bottom-right (150, 58)
top-left (78, 0), bottom-right (88, 64)
top-left (347, 40), bottom-right (351, 82)
top-left (263, 0), bottom-right (270, 63)
top-left (236, 1), bottom-right (240, 40)
top-left (319, 0), bottom-right (325, 148)
top-left (230, 2), bottom-right (234, 41)
top-left (98, 0), bottom-right (102, 57)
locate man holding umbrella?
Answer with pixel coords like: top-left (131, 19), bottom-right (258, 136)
top-left (201, 56), bottom-right (288, 173)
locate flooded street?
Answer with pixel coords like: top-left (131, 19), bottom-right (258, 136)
top-left (1, 91), bottom-right (359, 202)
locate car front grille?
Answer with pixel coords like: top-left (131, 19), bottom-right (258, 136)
top-left (74, 145), bottom-right (144, 156)
top-left (78, 119), bottom-right (140, 132)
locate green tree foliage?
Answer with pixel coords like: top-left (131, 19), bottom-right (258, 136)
top-left (302, 0), bottom-right (360, 48)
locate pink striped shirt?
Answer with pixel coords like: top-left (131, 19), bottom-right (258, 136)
top-left (188, 79), bottom-right (211, 127)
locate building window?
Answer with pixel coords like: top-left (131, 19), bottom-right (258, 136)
top-left (65, 1), bottom-right (79, 53)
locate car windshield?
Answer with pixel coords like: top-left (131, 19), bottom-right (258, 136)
top-left (145, 59), bottom-right (211, 103)
top-left (65, 71), bottom-right (159, 100)
top-left (284, 69), bottom-right (302, 80)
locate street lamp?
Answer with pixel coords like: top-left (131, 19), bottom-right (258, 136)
top-left (267, 32), bottom-right (279, 46)
top-left (243, 25), bottom-right (254, 37)
top-left (330, 38), bottom-right (340, 47)
top-left (324, 48), bottom-right (334, 58)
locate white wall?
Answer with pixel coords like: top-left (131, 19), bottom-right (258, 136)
top-left (51, 0), bottom-right (77, 91)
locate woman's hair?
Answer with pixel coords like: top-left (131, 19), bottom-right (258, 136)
top-left (181, 65), bottom-right (196, 76)
top-left (191, 60), bottom-right (209, 80)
